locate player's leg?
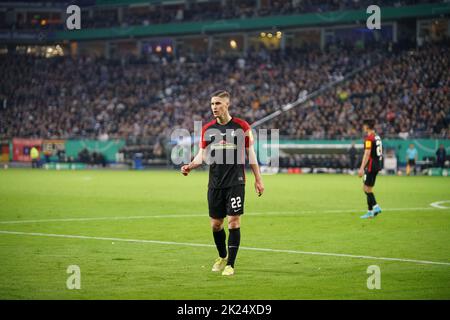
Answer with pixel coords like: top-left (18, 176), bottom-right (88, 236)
top-left (361, 184), bottom-right (374, 219)
top-left (369, 171), bottom-right (380, 215)
top-left (364, 185), bottom-right (380, 214)
top-left (226, 215), bottom-right (241, 267)
top-left (222, 185), bottom-right (245, 276)
top-left (361, 171), bottom-right (380, 218)
top-left (368, 182), bottom-right (381, 216)
top-left (211, 217), bottom-right (226, 257)
top-left (208, 188), bottom-right (228, 272)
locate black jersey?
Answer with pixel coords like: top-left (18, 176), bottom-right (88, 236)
top-left (200, 117), bottom-right (253, 189)
top-left (364, 132), bottom-right (383, 172)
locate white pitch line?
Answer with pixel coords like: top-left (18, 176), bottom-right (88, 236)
top-left (0, 230), bottom-right (449, 266)
top-left (430, 200), bottom-right (450, 209)
top-left (0, 207), bottom-right (448, 224)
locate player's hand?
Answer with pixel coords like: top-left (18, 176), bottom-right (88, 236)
top-left (181, 165), bottom-right (191, 176)
top-left (358, 168), bottom-right (364, 177)
top-left (255, 179), bottom-right (264, 197)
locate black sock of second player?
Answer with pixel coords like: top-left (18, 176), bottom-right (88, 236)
top-left (368, 192), bottom-right (377, 207)
top-left (365, 192), bottom-right (377, 210)
top-left (213, 229), bottom-right (227, 258)
top-left (365, 192), bottom-right (373, 210)
top-left (227, 228), bottom-right (241, 268)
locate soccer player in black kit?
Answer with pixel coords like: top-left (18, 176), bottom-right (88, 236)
top-left (181, 90), bottom-right (265, 276)
top-left (358, 119), bottom-right (383, 219)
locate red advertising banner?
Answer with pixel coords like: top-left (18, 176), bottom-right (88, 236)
top-left (12, 138), bottom-right (43, 162)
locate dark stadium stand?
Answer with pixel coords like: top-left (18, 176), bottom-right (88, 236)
top-left (0, 0), bottom-right (448, 170)
top-left (271, 42), bottom-right (449, 139)
top-left (1, 42), bottom-right (448, 142)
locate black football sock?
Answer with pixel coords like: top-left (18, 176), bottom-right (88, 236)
top-left (213, 229), bottom-right (227, 259)
top-left (227, 228), bottom-right (241, 268)
top-left (368, 193), bottom-right (377, 207)
top-left (365, 192), bottom-right (373, 210)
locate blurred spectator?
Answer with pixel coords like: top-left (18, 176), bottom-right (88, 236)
top-left (406, 143), bottom-right (418, 175)
top-left (348, 142), bottom-right (357, 170)
top-left (30, 146), bottom-right (40, 168)
top-left (436, 144), bottom-right (446, 168)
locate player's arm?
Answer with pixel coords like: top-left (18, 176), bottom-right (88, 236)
top-left (181, 148), bottom-right (206, 176)
top-left (358, 142), bottom-right (371, 177)
top-left (246, 134), bottom-right (264, 196)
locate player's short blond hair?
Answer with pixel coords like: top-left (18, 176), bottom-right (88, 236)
top-left (211, 90), bottom-right (231, 100)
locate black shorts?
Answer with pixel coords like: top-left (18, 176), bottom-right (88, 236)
top-left (208, 184), bottom-right (245, 219)
top-left (408, 159), bottom-right (416, 166)
top-left (363, 170), bottom-right (378, 187)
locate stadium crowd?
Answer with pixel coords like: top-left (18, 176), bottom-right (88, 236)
top-left (0, 42), bottom-right (448, 143)
top-left (272, 41), bottom-right (449, 139)
top-left (0, 45), bottom-right (374, 140)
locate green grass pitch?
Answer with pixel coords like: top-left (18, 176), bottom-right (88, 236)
top-left (0, 169), bottom-right (449, 299)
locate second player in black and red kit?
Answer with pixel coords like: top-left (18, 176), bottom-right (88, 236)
top-left (358, 119), bottom-right (383, 219)
top-left (181, 90), bottom-right (264, 276)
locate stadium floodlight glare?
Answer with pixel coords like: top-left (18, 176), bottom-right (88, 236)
top-left (230, 40), bottom-right (237, 49)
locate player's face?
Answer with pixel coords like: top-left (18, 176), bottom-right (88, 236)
top-left (210, 96), bottom-right (229, 119)
top-left (362, 124), bottom-right (369, 134)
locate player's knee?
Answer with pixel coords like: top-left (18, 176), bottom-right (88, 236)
top-left (228, 216), bottom-right (240, 229)
top-left (210, 219), bottom-right (224, 231)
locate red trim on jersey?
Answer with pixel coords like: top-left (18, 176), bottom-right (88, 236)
top-left (365, 133), bottom-right (375, 172)
top-left (200, 119), bottom-right (217, 149)
top-left (231, 117), bottom-right (252, 148)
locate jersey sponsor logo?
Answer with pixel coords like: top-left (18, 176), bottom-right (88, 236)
top-left (211, 140), bottom-right (237, 150)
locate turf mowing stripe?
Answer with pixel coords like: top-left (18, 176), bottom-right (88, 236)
top-left (0, 206), bottom-right (447, 224)
top-left (0, 230), bottom-right (449, 267)
top-left (0, 214), bottom-right (207, 224)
